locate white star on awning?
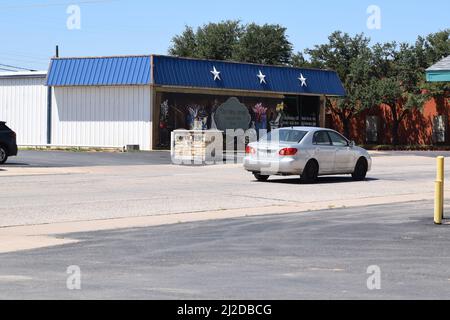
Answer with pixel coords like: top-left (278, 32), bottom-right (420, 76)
top-left (210, 66), bottom-right (221, 81)
top-left (298, 73), bottom-right (307, 87)
top-left (257, 70), bottom-right (267, 84)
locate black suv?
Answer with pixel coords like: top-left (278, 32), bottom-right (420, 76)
top-left (0, 122), bottom-right (18, 164)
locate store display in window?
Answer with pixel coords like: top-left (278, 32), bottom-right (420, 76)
top-left (159, 100), bottom-right (170, 148)
top-left (252, 103), bottom-right (268, 132)
top-left (269, 102), bottom-right (286, 130)
top-left (214, 97), bottom-right (252, 131)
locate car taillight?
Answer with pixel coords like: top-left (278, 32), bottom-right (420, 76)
top-left (279, 148), bottom-right (298, 156)
top-left (245, 146), bottom-right (256, 155)
top-left (10, 131), bottom-right (16, 139)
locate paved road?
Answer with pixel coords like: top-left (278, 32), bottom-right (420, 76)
top-left (5, 150), bottom-right (171, 167)
top-left (0, 201), bottom-right (449, 300)
top-left (0, 151), bottom-right (449, 227)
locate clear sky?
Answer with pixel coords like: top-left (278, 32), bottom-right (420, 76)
top-left (0, 0), bottom-right (449, 70)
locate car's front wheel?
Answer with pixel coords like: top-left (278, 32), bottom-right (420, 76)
top-left (301, 160), bottom-right (319, 184)
top-left (0, 146), bottom-right (8, 164)
top-left (253, 173), bottom-right (270, 182)
top-left (352, 158), bottom-right (368, 181)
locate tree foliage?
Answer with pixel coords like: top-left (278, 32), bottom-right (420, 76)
top-left (298, 32), bottom-right (375, 138)
top-left (299, 30), bottom-right (449, 144)
top-left (169, 21), bottom-right (243, 61)
top-left (370, 30), bottom-right (449, 144)
top-left (169, 21), bottom-right (293, 65)
top-left (372, 43), bottom-right (429, 144)
top-left (233, 23), bottom-right (293, 65)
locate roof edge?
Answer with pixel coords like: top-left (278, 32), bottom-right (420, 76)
top-left (152, 54), bottom-right (339, 74)
top-left (50, 54), bottom-right (152, 61)
top-left (0, 71), bottom-right (47, 78)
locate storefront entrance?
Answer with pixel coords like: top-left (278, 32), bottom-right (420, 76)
top-left (156, 91), bottom-right (321, 149)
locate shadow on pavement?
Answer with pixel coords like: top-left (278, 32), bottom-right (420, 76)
top-left (262, 176), bottom-right (379, 185)
top-left (4, 150), bottom-right (172, 168)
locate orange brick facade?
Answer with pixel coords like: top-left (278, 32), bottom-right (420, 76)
top-left (326, 97), bottom-right (450, 145)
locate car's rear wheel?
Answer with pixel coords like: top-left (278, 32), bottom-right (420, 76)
top-left (301, 160), bottom-right (319, 184)
top-left (253, 173), bottom-right (270, 182)
top-left (0, 146), bottom-right (8, 164)
top-left (352, 158), bottom-right (368, 181)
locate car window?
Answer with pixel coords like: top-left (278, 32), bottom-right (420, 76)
top-left (261, 130), bottom-right (307, 143)
top-left (313, 131), bottom-right (332, 145)
top-left (328, 131), bottom-right (349, 147)
top-left (0, 123), bottom-right (7, 130)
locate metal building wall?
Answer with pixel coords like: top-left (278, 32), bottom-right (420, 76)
top-left (0, 76), bottom-right (48, 145)
top-left (51, 86), bottom-right (153, 150)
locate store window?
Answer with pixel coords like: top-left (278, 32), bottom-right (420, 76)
top-left (282, 96), bottom-right (301, 127)
top-left (300, 96), bottom-right (320, 127)
top-left (157, 92), bottom-right (322, 149)
top-left (157, 92), bottom-right (290, 148)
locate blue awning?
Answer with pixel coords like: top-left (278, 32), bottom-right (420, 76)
top-left (46, 56), bottom-right (151, 86)
top-left (152, 55), bottom-right (346, 96)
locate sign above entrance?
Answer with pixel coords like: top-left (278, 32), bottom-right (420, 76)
top-left (214, 97), bottom-right (251, 131)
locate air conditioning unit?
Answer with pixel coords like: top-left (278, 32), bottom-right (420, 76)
top-left (124, 145), bottom-right (140, 152)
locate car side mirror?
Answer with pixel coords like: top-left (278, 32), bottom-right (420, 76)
top-left (349, 141), bottom-right (356, 148)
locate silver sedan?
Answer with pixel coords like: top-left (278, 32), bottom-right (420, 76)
top-left (244, 127), bottom-right (372, 183)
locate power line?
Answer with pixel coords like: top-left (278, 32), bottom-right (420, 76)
top-left (0, 67), bottom-right (18, 72)
top-left (0, 63), bottom-right (36, 71)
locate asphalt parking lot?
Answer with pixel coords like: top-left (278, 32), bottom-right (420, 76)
top-left (1, 150), bottom-right (450, 299)
top-left (0, 200), bottom-right (449, 300)
top-left (1, 150), bottom-right (449, 228)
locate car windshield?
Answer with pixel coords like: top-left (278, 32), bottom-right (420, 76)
top-left (260, 129), bottom-right (307, 143)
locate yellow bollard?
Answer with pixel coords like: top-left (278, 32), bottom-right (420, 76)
top-left (434, 156), bottom-right (445, 224)
top-left (435, 181), bottom-right (443, 225)
top-left (439, 157), bottom-right (445, 220)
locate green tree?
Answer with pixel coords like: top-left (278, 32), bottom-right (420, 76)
top-left (372, 42), bottom-right (429, 145)
top-left (169, 21), bottom-right (293, 65)
top-left (415, 29), bottom-right (450, 67)
top-left (302, 31), bottom-right (375, 138)
top-left (169, 20), bottom-right (243, 60)
top-left (234, 23), bottom-right (293, 65)
top-left (195, 20), bottom-right (243, 60)
top-left (290, 52), bottom-right (313, 68)
top-left (169, 26), bottom-right (197, 57)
